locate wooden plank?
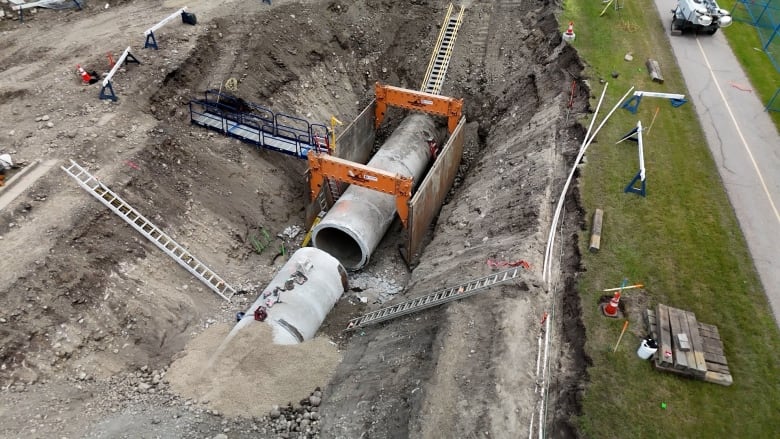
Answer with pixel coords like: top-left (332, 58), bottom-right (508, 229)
top-left (646, 59), bottom-right (664, 83)
top-left (701, 336), bottom-right (725, 355)
top-left (668, 307), bottom-right (691, 370)
top-left (656, 304), bottom-right (674, 367)
top-left (704, 351), bottom-right (729, 366)
top-left (588, 208), bottom-right (604, 252)
top-left (684, 311), bottom-right (708, 377)
top-left (705, 361), bottom-right (731, 375)
top-left (704, 370), bottom-right (733, 386)
top-left (646, 309), bottom-right (657, 338)
top-left (698, 322), bottom-right (720, 336)
top-left (698, 326), bottom-right (720, 340)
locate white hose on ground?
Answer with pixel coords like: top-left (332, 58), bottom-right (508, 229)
top-left (542, 85), bottom-right (635, 284)
top-left (538, 306), bottom-right (552, 439)
top-left (542, 84), bottom-right (607, 284)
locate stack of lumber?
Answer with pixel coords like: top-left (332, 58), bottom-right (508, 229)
top-left (646, 303), bottom-right (732, 386)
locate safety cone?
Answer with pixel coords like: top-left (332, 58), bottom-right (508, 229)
top-left (601, 291), bottom-right (621, 318)
top-left (77, 65), bottom-right (92, 84)
top-left (562, 21), bottom-right (576, 43)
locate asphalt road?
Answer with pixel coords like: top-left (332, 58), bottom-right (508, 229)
top-left (652, 1), bottom-right (780, 326)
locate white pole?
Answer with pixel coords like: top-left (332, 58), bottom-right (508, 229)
top-left (103, 47), bottom-right (132, 87)
top-left (538, 312), bottom-right (551, 439)
top-left (634, 91), bottom-right (685, 100)
top-left (637, 120), bottom-right (645, 181)
top-left (144, 7), bottom-right (187, 36)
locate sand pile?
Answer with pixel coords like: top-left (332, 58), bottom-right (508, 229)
top-left (167, 322), bottom-right (342, 417)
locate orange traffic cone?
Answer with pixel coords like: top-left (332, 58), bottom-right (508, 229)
top-left (562, 21), bottom-right (576, 43)
top-left (77, 65), bottom-right (92, 84)
top-left (602, 292), bottom-right (621, 317)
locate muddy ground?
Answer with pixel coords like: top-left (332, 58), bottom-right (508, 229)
top-left (0, 0), bottom-right (588, 438)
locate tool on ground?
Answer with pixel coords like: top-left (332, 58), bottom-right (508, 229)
top-left (345, 265), bottom-right (530, 331)
top-left (613, 320), bottom-right (630, 352)
top-left (602, 283), bottom-right (643, 292)
top-left (61, 160), bottom-right (235, 301)
top-left (646, 106), bottom-right (660, 135)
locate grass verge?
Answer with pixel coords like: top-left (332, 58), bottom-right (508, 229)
top-left (720, 0), bottom-right (780, 130)
top-left (560, 1), bottom-right (780, 437)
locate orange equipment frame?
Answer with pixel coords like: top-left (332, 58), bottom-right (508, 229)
top-left (374, 82), bottom-right (463, 134)
top-left (308, 153), bottom-right (414, 227)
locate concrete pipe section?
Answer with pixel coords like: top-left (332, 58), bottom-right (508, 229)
top-left (312, 113), bottom-right (439, 270)
top-left (243, 247), bottom-right (348, 344)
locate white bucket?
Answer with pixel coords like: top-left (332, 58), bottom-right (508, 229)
top-left (637, 338), bottom-right (658, 360)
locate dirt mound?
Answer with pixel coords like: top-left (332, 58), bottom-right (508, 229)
top-left (167, 322), bottom-right (341, 418)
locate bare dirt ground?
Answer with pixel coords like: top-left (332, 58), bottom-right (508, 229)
top-left (0, 0), bottom-right (588, 438)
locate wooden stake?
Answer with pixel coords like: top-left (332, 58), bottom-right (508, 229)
top-left (613, 320), bottom-right (630, 353)
top-left (599, 0), bottom-right (614, 16)
top-left (646, 106), bottom-right (660, 135)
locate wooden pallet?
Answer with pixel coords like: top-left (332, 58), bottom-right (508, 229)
top-left (646, 304), bottom-right (732, 386)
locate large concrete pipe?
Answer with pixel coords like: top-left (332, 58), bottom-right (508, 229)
top-left (312, 113), bottom-right (438, 270)
top-left (242, 247), bottom-right (348, 345)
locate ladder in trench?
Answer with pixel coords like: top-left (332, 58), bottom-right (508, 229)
top-left (420, 3), bottom-right (465, 95)
top-left (61, 160), bottom-right (236, 302)
top-left (345, 266), bottom-right (526, 331)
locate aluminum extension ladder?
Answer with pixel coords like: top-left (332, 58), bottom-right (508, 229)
top-left (61, 160), bottom-right (236, 302)
top-left (345, 266), bottom-right (526, 331)
top-left (420, 3), bottom-right (465, 95)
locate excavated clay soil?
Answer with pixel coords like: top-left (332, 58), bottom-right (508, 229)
top-left (0, 0), bottom-right (588, 437)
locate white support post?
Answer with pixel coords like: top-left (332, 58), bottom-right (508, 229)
top-left (144, 7), bottom-right (187, 49)
top-left (100, 47), bottom-right (140, 102)
top-left (634, 91), bottom-right (686, 100)
top-left (637, 121), bottom-right (645, 181)
top-left (103, 47), bottom-right (132, 87)
top-left (624, 120), bottom-right (647, 196)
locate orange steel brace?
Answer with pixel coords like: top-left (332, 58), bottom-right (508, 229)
top-left (308, 153), bottom-right (414, 227)
top-left (374, 82), bottom-right (463, 134)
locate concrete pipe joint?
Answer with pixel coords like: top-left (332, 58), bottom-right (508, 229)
top-left (244, 247), bottom-right (348, 345)
top-left (312, 113), bottom-right (439, 270)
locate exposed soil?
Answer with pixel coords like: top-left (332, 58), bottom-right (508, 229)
top-left (0, 0), bottom-right (589, 437)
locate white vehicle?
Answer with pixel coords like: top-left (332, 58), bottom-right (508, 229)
top-left (671, 0), bottom-right (733, 35)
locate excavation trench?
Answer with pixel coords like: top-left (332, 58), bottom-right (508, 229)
top-left (0, 1), bottom-right (589, 437)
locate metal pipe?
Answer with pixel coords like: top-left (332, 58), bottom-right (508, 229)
top-left (312, 113), bottom-right (438, 270)
top-left (242, 247), bottom-right (348, 344)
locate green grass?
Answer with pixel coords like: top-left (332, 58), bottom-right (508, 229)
top-left (561, 1), bottom-right (780, 437)
top-left (720, 0), bottom-right (780, 129)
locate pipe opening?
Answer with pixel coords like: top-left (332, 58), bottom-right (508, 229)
top-left (313, 226), bottom-right (366, 270)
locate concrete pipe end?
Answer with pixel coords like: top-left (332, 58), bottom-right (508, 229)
top-left (311, 223), bottom-right (369, 271)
